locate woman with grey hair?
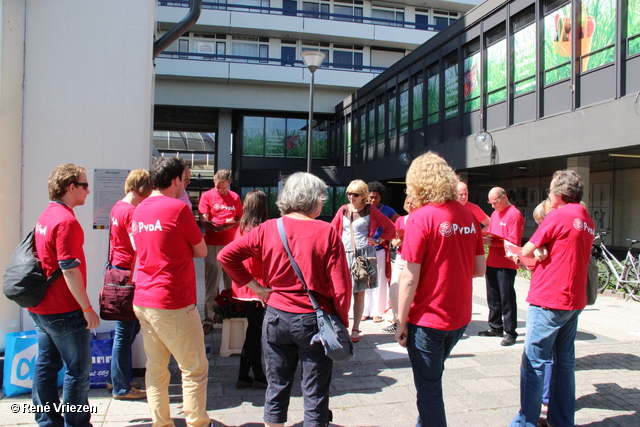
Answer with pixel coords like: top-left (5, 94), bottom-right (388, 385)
top-left (218, 172), bottom-right (352, 427)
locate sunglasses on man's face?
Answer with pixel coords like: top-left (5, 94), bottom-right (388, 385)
top-left (346, 192), bottom-right (360, 197)
top-left (74, 182), bottom-right (89, 189)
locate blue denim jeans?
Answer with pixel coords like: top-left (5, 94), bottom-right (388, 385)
top-left (510, 305), bottom-right (582, 427)
top-left (262, 306), bottom-right (333, 427)
top-left (29, 310), bottom-right (92, 427)
top-left (406, 323), bottom-right (467, 427)
top-left (109, 320), bottom-right (140, 396)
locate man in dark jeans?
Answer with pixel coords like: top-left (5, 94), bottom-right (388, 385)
top-left (28, 163), bottom-right (100, 426)
top-left (479, 187), bottom-right (524, 346)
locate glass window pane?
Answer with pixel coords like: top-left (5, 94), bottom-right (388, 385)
top-left (444, 64), bottom-right (458, 119)
top-left (463, 52), bottom-right (480, 112)
top-left (514, 23), bottom-right (537, 94)
top-left (243, 116), bottom-right (265, 156)
top-left (334, 51), bottom-right (353, 68)
top-left (412, 82), bottom-right (423, 128)
top-left (400, 89), bottom-right (409, 134)
top-left (286, 118), bottom-right (307, 158)
top-left (427, 75), bottom-right (440, 125)
top-left (265, 118), bottom-right (286, 157)
top-left (486, 39), bottom-right (507, 104)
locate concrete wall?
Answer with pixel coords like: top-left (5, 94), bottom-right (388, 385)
top-left (1, 0), bottom-right (156, 346)
top-left (0, 0), bottom-right (27, 349)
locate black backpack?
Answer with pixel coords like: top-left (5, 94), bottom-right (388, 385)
top-left (3, 230), bottom-right (62, 307)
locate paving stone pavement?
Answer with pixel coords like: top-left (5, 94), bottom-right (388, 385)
top-left (3, 260), bottom-right (640, 426)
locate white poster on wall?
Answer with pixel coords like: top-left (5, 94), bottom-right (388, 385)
top-left (92, 169), bottom-right (130, 229)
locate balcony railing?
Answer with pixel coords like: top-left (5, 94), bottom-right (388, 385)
top-left (158, 0), bottom-right (445, 32)
top-left (157, 51), bottom-right (388, 74)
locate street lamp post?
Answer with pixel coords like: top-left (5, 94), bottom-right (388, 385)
top-left (301, 50), bottom-right (326, 173)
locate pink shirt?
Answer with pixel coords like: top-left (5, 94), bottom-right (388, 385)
top-left (486, 204), bottom-right (524, 269)
top-left (402, 201), bottom-right (485, 331)
top-left (395, 215), bottom-right (407, 255)
top-left (463, 201), bottom-right (489, 224)
top-left (218, 217), bottom-right (352, 326)
top-left (198, 189), bottom-right (243, 246)
top-left (109, 201), bottom-right (135, 270)
top-left (527, 203), bottom-right (594, 310)
top-left (30, 203), bottom-right (86, 314)
top-left (132, 195), bottom-right (204, 309)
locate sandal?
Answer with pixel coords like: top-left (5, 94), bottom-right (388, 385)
top-left (351, 329), bottom-right (361, 343)
top-left (373, 316), bottom-right (383, 323)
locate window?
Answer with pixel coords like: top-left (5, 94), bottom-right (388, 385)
top-left (368, 102), bottom-right (375, 147)
top-left (427, 63), bottom-right (440, 125)
top-left (242, 116), bottom-right (327, 159)
top-left (513, 8), bottom-right (536, 94)
top-left (411, 73), bottom-right (424, 130)
top-left (377, 98), bottom-right (385, 143)
top-left (463, 40), bottom-right (481, 112)
top-left (433, 10), bottom-right (458, 29)
top-left (399, 80), bottom-right (409, 135)
top-left (486, 25), bottom-right (507, 104)
top-left (303, 1), bottom-right (330, 18)
top-left (629, 0), bottom-right (640, 55)
top-left (443, 53), bottom-right (458, 119)
top-left (334, 0), bottom-right (363, 22)
top-left (216, 42), bottom-right (226, 60)
top-left (331, 45), bottom-right (363, 70)
top-left (388, 88), bottom-right (397, 141)
top-left (232, 37), bottom-right (269, 63)
top-left (372, 6), bottom-right (405, 27)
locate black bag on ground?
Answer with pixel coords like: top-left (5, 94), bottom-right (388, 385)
top-left (3, 230), bottom-right (62, 308)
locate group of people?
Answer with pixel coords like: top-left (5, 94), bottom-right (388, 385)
top-left (26, 153), bottom-right (594, 427)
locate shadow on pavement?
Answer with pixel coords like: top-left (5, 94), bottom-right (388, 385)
top-left (576, 353), bottom-right (640, 371)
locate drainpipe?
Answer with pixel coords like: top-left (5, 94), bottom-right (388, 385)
top-left (153, 0), bottom-right (202, 59)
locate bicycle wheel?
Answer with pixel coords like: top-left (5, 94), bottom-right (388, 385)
top-left (623, 264), bottom-right (640, 302)
top-left (596, 258), bottom-right (612, 292)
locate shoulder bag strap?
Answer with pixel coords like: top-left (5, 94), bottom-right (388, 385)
top-left (30, 229), bottom-right (63, 284)
top-left (276, 217), bottom-right (321, 311)
top-left (349, 209), bottom-right (359, 256)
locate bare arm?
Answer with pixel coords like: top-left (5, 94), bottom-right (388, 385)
top-left (473, 255), bottom-right (486, 277)
top-left (394, 261), bottom-right (421, 348)
top-left (192, 237), bottom-right (207, 258)
top-left (199, 213), bottom-right (234, 232)
top-left (62, 267), bottom-right (100, 329)
top-left (522, 241), bottom-right (548, 261)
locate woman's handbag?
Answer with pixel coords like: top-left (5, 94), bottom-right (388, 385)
top-left (277, 218), bottom-right (354, 362)
top-left (99, 265), bottom-right (136, 321)
top-left (349, 209), bottom-right (377, 286)
top-left (99, 239), bottom-right (137, 322)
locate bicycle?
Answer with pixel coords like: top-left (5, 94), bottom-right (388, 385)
top-left (592, 231), bottom-right (640, 301)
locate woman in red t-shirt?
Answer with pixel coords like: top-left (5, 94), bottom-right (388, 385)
top-left (231, 190), bottom-right (269, 390)
top-left (107, 169), bottom-right (151, 400)
top-left (219, 172), bottom-right (351, 427)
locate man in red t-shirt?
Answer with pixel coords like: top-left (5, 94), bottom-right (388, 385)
top-left (479, 187), bottom-right (524, 346)
top-left (28, 163), bottom-right (99, 427)
top-left (510, 170), bottom-right (594, 427)
top-left (132, 157), bottom-right (209, 427)
top-left (395, 152), bottom-right (486, 427)
top-left (198, 169), bottom-right (243, 335)
top-left (457, 181), bottom-right (490, 227)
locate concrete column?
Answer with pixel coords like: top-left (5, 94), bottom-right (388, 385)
top-left (567, 156), bottom-right (590, 208)
top-left (217, 109), bottom-right (233, 173)
top-left (0, 0), bottom-right (26, 349)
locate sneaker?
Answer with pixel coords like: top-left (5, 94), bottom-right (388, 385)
top-left (478, 329), bottom-right (504, 337)
top-left (382, 323), bottom-right (397, 333)
top-left (113, 388), bottom-right (147, 400)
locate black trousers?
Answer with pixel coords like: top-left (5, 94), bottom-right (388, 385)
top-left (485, 266), bottom-right (518, 337)
top-left (239, 301), bottom-right (267, 384)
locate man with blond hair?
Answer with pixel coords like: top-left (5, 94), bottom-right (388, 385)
top-left (29, 163), bottom-right (99, 427)
top-left (198, 169), bottom-right (243, 334)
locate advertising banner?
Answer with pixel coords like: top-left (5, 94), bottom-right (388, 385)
top-left (464, 53), bottom-right (480, 112)
top-left (427, 75), bottom-right (440, 125)
top-left (486, 39), bottom-right (507, 105)
top-left (514, 23), bottom-right (536, 95)
top-left (629, 0), bottom-right (640, 55)
top-left (444, 65), bottom-right (458, 119)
